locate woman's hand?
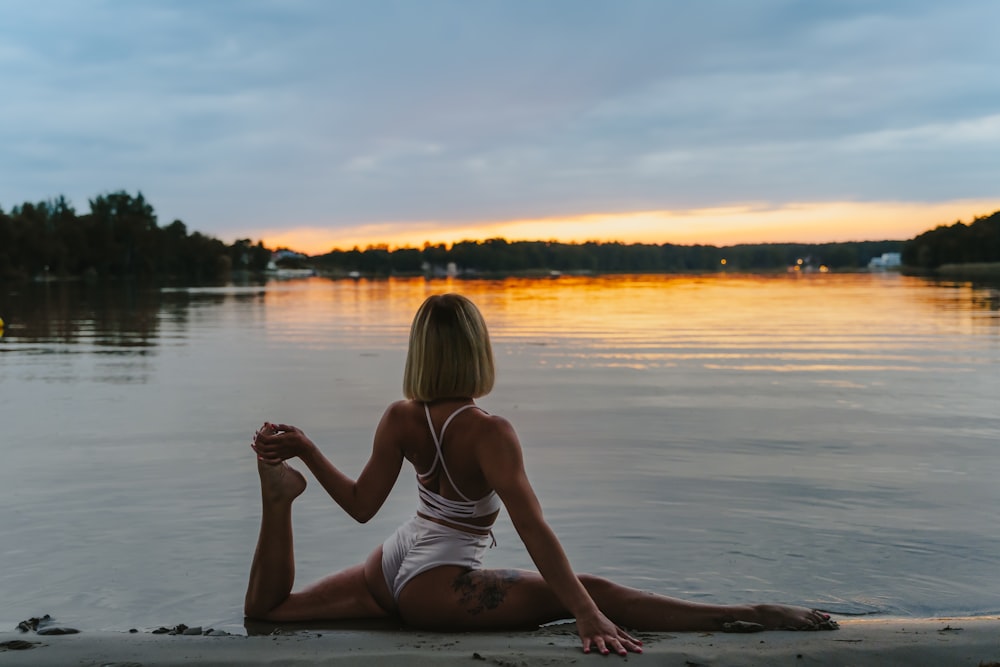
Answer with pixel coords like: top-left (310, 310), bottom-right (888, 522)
top-left (251, 422), bottom-right (316, 464)
top-left (576, 610), bottom-right (642, 656)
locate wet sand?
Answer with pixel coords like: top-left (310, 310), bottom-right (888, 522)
top-left (2, 617), bottom-right (998, 666)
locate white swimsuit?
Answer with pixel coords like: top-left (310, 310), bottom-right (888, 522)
top-left (381, 403), bottom-right (502, 601)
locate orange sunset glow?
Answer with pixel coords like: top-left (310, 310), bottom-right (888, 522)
top-left (252, 199), bottom-right (1000, 256)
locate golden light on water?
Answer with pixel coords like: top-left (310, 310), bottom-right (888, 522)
top-left (249, 198), bottom-right (1000, 255)
top-left (251, 273), bottom-right (997, 377)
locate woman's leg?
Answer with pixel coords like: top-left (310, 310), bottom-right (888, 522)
top-left (398, 567), bottom-right (834, 632)
top-left (243, 461), bottom-right (390, 621)
top-left (397, 567), bottom-right (562, 629)
top-left (244, 461), bottom-right (306, 617)
top-left (576, 574), bottom-right (835, 632)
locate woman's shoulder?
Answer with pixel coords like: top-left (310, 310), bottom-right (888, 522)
top-left (382, 399), bottom-right (423, 422)
top-left (466, 407), bottom-right (518, 445)
top-left (385, 398), bottom-right (414, 412)
top-left (381, 399), bottom-right (517, 439)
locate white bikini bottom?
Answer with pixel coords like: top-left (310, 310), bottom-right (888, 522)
top-left (381, 515), bottom-right (490, 601)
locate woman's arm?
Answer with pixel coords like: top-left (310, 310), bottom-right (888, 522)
top-left (477, 417), bottom-right (638, 656)
top-left (252, 403), bottom-right (405, 523)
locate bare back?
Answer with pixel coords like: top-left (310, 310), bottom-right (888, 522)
top-left (392, 399), bottom-right (499, 531)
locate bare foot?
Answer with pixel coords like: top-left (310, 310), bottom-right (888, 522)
top-left (257, 459), bottom-right (307, 504)
top-left (741, 604), bottom-right (838, 631)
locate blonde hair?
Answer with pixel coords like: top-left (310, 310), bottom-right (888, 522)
top-left (403, 294), bottom-right (495, 402)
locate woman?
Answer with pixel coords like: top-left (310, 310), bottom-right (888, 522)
top-left (245, 293), bottom-right (837, 656)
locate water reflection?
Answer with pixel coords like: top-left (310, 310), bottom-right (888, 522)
top-left (0, 284), bottom-right (273, 341)
top-left (465, 273), bottom-right (999, 377)
top-left (917, 280), bottom-right (1000, 332)
top-left (0, 283), bottom-right (160, 348)
top-left (2, 272), bottom-right (1000, 627)
top-left (0, 283), bottom-right (268, 384)
top-left (1, 273), bottom-right (997, 380)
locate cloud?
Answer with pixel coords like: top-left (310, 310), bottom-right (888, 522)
top-left (1, 1), bottom-right (998, 243)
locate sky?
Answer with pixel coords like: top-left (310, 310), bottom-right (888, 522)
top-left (2, 0), bottom-right (999, 255)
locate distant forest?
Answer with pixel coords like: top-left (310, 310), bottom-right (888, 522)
top-left (0, 192), bottom-right (272, 282)
top-left (310, 238), bottom-right (902, 276)
top-left (901, 210), bottom-right (1000, 269)
top-left (1, 190), bottom-right (996, 281)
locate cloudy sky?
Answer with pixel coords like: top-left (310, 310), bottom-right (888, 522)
top-left (2, 1), bottom-right (998, 253)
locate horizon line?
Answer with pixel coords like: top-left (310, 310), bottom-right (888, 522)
top-left (292, 234), bottom-right (908, 256)
top-left (246, 199), bottom-right (1000, 256)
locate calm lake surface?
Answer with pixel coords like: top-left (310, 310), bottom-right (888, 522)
top-left (2, 273), bottom-right (999, 632)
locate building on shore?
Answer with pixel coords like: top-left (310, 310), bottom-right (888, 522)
top-left (868, 252), bottom-right (902, 271)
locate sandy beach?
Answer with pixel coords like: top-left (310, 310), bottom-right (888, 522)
top-left (2, 617), bottom-right (998, 666)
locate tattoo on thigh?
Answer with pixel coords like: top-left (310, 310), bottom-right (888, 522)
top-left (452, 569), bottom-right (521, 615)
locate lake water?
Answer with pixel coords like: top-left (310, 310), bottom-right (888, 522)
top-left (1, 273), bottom-right (999, 632)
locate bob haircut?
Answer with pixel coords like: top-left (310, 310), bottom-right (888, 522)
top-left (403, 294), bottom-right (495, 402)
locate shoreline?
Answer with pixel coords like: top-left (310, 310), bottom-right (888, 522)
top-left (3, 617), bottom-right (998, 666)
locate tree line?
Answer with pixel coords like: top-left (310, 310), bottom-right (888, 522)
top-left (0, 191), bottom-right (272, 282)
top-left (2, 190), bottom-right (996, 282)
top-left (310, 238), bottom-right (903, 276)
top-left (901, 210), bottom-right (1000, 269)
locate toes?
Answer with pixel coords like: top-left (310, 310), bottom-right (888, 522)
top-left (810, 610), bottom-right (839, 631)
top-left (786, 616), bottom-right (839, 631)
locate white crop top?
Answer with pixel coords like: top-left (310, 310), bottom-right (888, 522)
top-left (415, 403), bottom-right (502, 532)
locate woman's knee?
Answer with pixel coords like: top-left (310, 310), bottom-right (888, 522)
top-left (579, 572), bottom-right (614, 595)
top-left (243, 599), bottom-right (281, 621)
